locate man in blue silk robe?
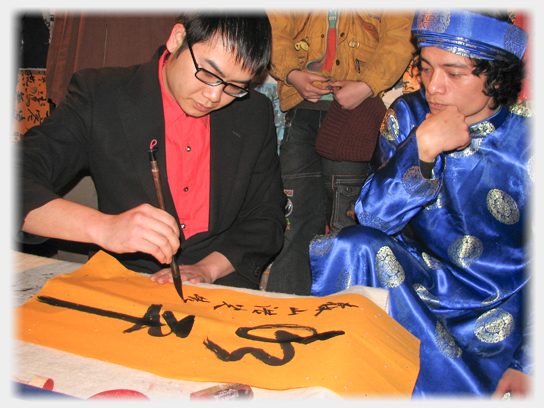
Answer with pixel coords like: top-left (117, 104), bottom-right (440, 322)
top-left (310, 9), bottom-right (532, 398)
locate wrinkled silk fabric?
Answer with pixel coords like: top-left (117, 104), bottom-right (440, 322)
top-left (310, 89), bottom-right (533, 397)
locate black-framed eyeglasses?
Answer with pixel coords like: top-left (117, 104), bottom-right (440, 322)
top-left (187, 41), bottom-right (249, 98)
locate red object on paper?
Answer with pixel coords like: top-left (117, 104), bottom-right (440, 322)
top-left (88, 389), bottom-right (150, 400)
top-left (26, 375), bottom-right (54, 390)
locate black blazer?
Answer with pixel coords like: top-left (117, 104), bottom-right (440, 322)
top-left (18, 47), bottom-right (286, 289)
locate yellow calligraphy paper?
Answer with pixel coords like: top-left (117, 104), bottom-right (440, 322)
top-left (15, 251), bottom-right (420, 397)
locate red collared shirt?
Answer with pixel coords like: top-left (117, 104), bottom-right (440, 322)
top-left (158, 51), bottom-right (210, 239)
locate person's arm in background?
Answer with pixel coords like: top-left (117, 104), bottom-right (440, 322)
top-left (330, 11), bottom-right (415, 110)
top-left (267, 11), bottom-right (331, 103)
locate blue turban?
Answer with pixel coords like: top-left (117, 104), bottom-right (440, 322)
top-left (412, 9), bottom-right (528, 61)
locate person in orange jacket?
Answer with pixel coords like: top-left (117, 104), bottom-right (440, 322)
top-left (266, 10), bottom-right (415, 295)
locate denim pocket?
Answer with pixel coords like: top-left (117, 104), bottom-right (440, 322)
top-left (330, 176), bottom-right (367, 231)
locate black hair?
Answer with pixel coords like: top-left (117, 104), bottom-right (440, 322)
top-left (172, 10), bottom-right (272, 76)
top-left (470, 9), bottom-right (512, 23)
top-left (471, 57), bottom-right (525, 109)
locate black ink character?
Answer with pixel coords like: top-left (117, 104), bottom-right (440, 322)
top-left (213, 301), bottom-right (245, 311)
top-left (125, 304), bottom-right (195, 338)
top-left (186, 294), bottom-right (210, 303)
top-left (288, 307), bottom-right (307, 315)
top-left (252, 305), bottom-right (279, 315)
top-left (315, 301), bottom-right (358, 316)
top-left (203, 324), bottom-right (344, 366)
top-left (36, 296), bottom-right (194, 338)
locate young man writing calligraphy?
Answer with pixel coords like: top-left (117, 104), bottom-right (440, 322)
top-left (17, 11), bottom-right (286, 290)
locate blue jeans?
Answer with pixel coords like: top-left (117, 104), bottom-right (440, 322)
top-left (267, 108), bottom-right (370, 295)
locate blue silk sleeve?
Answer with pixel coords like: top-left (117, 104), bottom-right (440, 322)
top-left (355, 90), bottom-right (445, 235)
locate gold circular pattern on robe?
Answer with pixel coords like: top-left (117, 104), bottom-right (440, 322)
top-left (482, 292), bottom-right (501, 306)
top-left (380, 109), bottom-right (399, 141)
top-left (358, 211), bottom-right (390, 231)
top-left (447, 235), bottom-right (483, 268)
top-left (422, 252), bottom-right (442, 269)
top-left (486, 189), bottom-right (520, 225)
top-left (474, 309), bottom-right (514, 343)
top-left (336, 267), bottom-right (353, 292)
top-left (402, 166), bottom-right (440, 197)
top-left (414, 283), bottom-right (440, 308)
top-left (376, 246), bottom-right (405, 288)
top-left (309, 230), bottom-right (339, 257)
top-left (435, 321), bottom-right (462, 358)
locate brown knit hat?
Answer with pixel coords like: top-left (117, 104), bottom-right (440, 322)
top-left (315, 95), bottom-right (386, 162)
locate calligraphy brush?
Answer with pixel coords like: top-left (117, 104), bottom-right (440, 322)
top-left (148, 139), bottom-right (184, 302)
